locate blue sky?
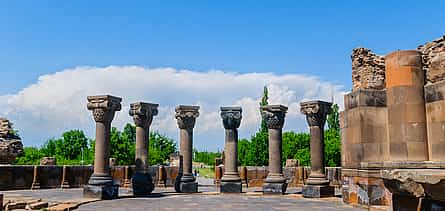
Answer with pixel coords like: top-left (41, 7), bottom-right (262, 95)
top-left (0, 1), bottom-right (444, 150)
top-left (1, 1), bottom-right (444, 95)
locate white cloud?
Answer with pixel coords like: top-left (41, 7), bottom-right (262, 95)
top-left (0, 66), bottom-right (345, 150)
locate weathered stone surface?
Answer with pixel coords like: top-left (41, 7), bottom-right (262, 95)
top-left (220, 181), bottom-right (242, 193)
top-left (0, 118), bottom-right (23, 164)
top-left (179, 181), bottom-right (198, 193)
top-left (285, 159), bottom-right (299, 167)
top-left (175, 105), bottom-right (199, 193)
top-left (85, 95), bottom-right (122, 200)
top-left (263, 182), bottom-right (287, 194)
top-left (302, 185), bottom-right (334, 198)
top-left (418, 35), bottom-right (445, 84)
top-left (40, 157), bottom-right (57, 165)
top-left (83, 183), bottom-right (119, 200)
top-left (131, 172), bottom-right (155, 196)
top-left (351, 48), bottom-right (386, 91)
top-left (261, 105), bottom-right (288, 194)
top-left (344, 89), bottom-right (386, 110)
top-left (27, 201), bottom-right (49, 210)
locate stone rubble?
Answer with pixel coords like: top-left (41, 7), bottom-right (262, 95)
top-left (0, 118), bottom-right (23, 164)
top-left (418, 35), bottom-right (445, 84)
top-left (351, 47), bottom-right (385, 91)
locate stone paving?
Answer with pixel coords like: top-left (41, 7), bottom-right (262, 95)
top-left (3, 186), bottom-right (364, 211)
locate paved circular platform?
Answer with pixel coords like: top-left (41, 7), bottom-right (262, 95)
top-left (79, 194), bottom-right (362, 211)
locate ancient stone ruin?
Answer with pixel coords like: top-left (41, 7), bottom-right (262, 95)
top-left (0, 118), bottom-right (23, 164)
top-left (341, 35), bottom-right (445, 210)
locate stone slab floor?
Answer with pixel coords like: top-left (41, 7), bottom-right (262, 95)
top-left (3, 187), bottom-right (364, 211)
top-left (79, 194), bottom-right (362, 211)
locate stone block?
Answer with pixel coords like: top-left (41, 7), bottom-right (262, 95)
top-left (83, 183), bottom-right (118, 200)
top-left (407, 142), bottom-right (428, 161)
top-left (344, 89), bottom-right (387, 110)
top-left (389, 143), bottom-right (408, 160)
top-left (302, 185), bottom-right (335, 198)
top-left (131, 172), bottom-right (155, 196)
top-left (263, 182), bottom-right (287, 194)
top-left (27, 201), bottom-right (49, 210)
top-left (220, 181), bottom-right (242, 193)
top-left (179, 182), bottom-right (198, 193)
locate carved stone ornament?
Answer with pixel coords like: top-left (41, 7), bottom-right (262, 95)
top-left (300, 101), bottom-right (332, 127)
top-left (175, 105), bottom-right (200, 129)
top-left (220, 107), bottom-right (242, 129)
top-left (129, 102), bottom-right (159, 127)
top-left (261, 105), bottom-right (288, 129)
top-left (87, 95), bottom-right (122, 123)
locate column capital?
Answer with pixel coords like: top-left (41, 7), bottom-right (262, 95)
top-left (175, 105), bottom-right (200, 129)
top-left (129, 102), bottom-right (159, 127)
top-left (261, 105), bottom-right (288, 129)
top-left (87, 95), bottom-right (122, 123)
top-left (220, 107), bottom-right (242, 129)
top-left (300, 100), bottom-right (332, 127)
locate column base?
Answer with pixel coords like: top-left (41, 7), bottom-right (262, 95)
top-left (83, 174), bottom-right (118, 200)
top-left (178, 181), bottom-right (198, 193)
top-left (83, 183), bottom-right (118, 200)
top-left (263, 182), bottom-right (287, 194)
top-left (131, 172), bottom-right (155, 196)
top-left (302, 185), bottom-right (334, 198)
top-left (220, 181), bottom-right (242, 193)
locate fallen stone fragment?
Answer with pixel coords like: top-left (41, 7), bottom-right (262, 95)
top-left (27, 201), bottom-right (48, 210)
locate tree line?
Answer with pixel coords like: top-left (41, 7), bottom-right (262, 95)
top-left (14, 124), bottom-right (176, 166)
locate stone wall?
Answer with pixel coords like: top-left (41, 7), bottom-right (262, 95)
top-left (351, 48), bottom-right (385, 91)
top-left (342, 35), bottom-right (445, 210)
top-left (0, 165), bottom-right (179, 191)
top-left (418, 35), bottom-right (445, 84)
top-left (215, 166), bottom-right (341, 188)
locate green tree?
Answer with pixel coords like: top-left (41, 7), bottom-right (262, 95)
top-left (149, 131), bottom-right (177, 165)
top-left (260, 86), bottom-right (269, 134)
top-left (110, 125), bottom-right (135, 165)
top-left (282, 131), bottom-right (311, 166)
top-left (14, 147), bottom-right (43, 165)
top-left (237, 138), bottom-right (251, 166)
top-left (324, 103), bottom-right (341, 167)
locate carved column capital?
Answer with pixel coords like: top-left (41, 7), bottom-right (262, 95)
top-left (129, 102), bottom-right (159, 127)
top-left (87, 95), bottom-right (122, 123)
top-left (300, 100), bottom-right (332, 127)
top-left (220, 107), bottom-right (242, 129)
top-left (175, 105), bottom-right (200, 129)
top-left (261, 105), bottom-right (288, 129)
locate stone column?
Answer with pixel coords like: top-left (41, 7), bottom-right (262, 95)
top-left (262, 105), bottom-right (288, 194)
top-left (174, 105), bottom-right (199, 193)
top-left (84, 95), bottom-right (122, 200)
top-left (129, 102), bottom-right (158, 196)
top-left (300, 100), bottom-right (334, 198)
top-left (220, 106), bottom-right (242, 193)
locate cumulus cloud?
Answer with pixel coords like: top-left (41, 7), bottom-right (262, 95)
top-left (0, 66), bottom-right (345, 150)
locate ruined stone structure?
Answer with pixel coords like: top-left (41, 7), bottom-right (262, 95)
top-left (83, 95), bottom-right (122, 200)
top-left (219, 107), bottom-right (243, 193)
top-left (174, 105), bottom-right (199, 193)
top-left (341, 35), bottom-right (445, 210)
top-left (129, 102), bottom-right (158, 196)
top-left (351, 48), bottom-right (385, 91)
top-left (301, 101), bottom-right (335, 198)
top-left (0, 118), bottom-right (23, 164)
top-left (261, 105), bottom-right (288, 194)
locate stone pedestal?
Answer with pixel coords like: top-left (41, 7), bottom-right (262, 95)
top-left (301, 100), bottom-right (334, 198)
top-left (302, 185), bottom-right (335, 198)
top-left (174, 105), bottom-right (199, 193)
top-left (129, 102), bottom-right (158, 196)
top-left (261, 105), bottom-right (288, 194)
top-left (83, 95), bottom-right (121, 200)
top-left (219, 107), bottom-right (242, 193)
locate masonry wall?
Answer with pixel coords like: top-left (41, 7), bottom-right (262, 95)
top-left (0, 165), bottom-right (179, 191)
